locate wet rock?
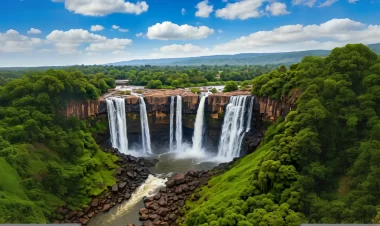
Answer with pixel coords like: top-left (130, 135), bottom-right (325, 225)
top-left (127, 171), bottom-right (135, 178)
top-left (77, 211), bottom-right (85, 217)
top-left (154, 193), bottom-right (161, 200)
top-left (87, 212), bottom-right (94, 218)
top-left (139, 208), bottom-right (149, 215)
top-left (186, 170), bottom-right (198, 178)
top-left (119, 181), bottom-right (127, 189)
top-left (148, 214), bottom-right (158, 220)
top-left (112, 184), bottom-right (119, 192)
top-left (125, 192), bottom-right (131, 199)
top-left (150, 202), bottom-right (160, 211)
top-left (158, 197), bottom-right (167, 206)
top-left (160, 222), bottom-right (169, 226)
top-left (118, 197), bottom-right (123, 203)
top-left (160, 187), bottom-right (167, 193)
top-left (168, 213), bottom-right (177, 221)
top-left (157, 208), bottom-right (169, 217)
top-left (102, 204), bottom-right (111, 212)
top-left (79, 217), bottom-right (89, 225)
top-left (139, 214), bottom-right (149, 221)
top-left (143, 221), bottom-right (154, 226)
top-left (192, 193), bottom-right (200, 201)
top-left (144, 196), bottom-right (154, 203)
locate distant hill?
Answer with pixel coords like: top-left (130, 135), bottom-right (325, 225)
top-left (109, 43), bottom-right (380, 66)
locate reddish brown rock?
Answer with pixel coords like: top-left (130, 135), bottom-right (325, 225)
top-left (139, 208), bottom-right (149, 215)
top-left (102, 204), bottom-right (111, 212)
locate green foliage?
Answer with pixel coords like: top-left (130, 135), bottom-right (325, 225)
top-left (211, 88), bottom-right (217, 93)
top-left (223, 81), bottom-right (238, 92)
top-left (183, 44), bottom-right (380, 225)
top-left (0, 70), bottom-right (117, 223)
top-left (191, 88), bottom-right (201, 94)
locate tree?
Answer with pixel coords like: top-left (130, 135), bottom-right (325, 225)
top-left (223, 81), bottom-right (238, 92)
top-left (211, 88), bottom-right (217, 93)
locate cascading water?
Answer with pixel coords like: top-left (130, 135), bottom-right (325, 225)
top-left (246, 97), bottom-right (255, 132)
top-left (217, 96), bottom-right (253, 159)
top-left (139, 96), bottom-right (152, 154)
top-left (106, 97), bottom-right (128, 154)
top-left (169, 96), bottom-right (175, 152)
top-left (175, 95), bottom-right (183, 151)
top-left (191, 95), bottom-right (207, 152)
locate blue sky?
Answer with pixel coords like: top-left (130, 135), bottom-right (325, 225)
top-left (0, 0), bottom-right (379, 67)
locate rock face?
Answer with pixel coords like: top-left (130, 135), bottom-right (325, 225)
top-left (53, 148), bottom-right (156, 225)
top-left (64, 89), bottom-right (295, 154)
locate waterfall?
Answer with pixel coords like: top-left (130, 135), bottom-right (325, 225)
top-left (217, 96), bottom-right (253, 159)
top-left (169, 96), bottom-right (175, 152)
top-left (191, 95), bottom-right (207, 152)
top-left (106, 97), bottom-right (128, 154)
top-left (246, 97), bottom-right (255, 132)
top-left (139, 96), bottom-right (152, 154)
top-left (175, 95), bottom-right (183, 151)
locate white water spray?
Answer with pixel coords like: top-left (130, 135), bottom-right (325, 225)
top-left (217, 96), bottom-right (253, 160)
top-left (106, 97), bottom-right (128, 154)
top-left (175, 95), bottom-right (183, 151)
top-left (139, 96), bottom-right (152, 154)
top-left (169, 96), bottom-right (175, 152)
top-left (191, 95), bottom-right (207, 153)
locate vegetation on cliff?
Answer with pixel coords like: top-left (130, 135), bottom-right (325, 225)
top-left (182, 44), bottom-right (380, 225)
top-left (0, 70), bottom-right (117, 223)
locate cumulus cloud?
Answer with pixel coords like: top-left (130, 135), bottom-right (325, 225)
top-left (112, 25), bottom-right (128, 32)
top-left (212, 18), bottom-right (380, 54)
top-left (181, 8), bottom-right (186, 15)
top-left (0, 29), bottom-right (43, 52)
top-left (27, 28), bottom-right (42, 34)
top-left (215, 0), bottom-right (266, 20)
top-left (136, 32), bottom-right (144, 37)
top-left (85, 38), bottom-right (132, 51)
top-left (348, 0), bottom-right (358, 3)
top-left (112, 25), bottom-right (120, 30)
top-left (151, 43), bottom-right (210, 58)
top-left (53, 0), bottom-right (149, 16)
top-left (218, 29), bottom-right (223, 33)
top-left (91, 25), bottom-right (104, 31)
top-left (46, 29), bottom-right (131, 54)
top-left (195, 0), bottom-right (213, 18)
top-left (146, 21), bottom-right (214, 40)
top-left (319, 0), bottom-right (338, 7)
top-left (266, 2), bottom-right (290, 16)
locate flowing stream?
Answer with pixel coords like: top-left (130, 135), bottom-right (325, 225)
top-left (139, 96), bottom-right (152, 154)
top-left (106, 97), bottom-right (128, 154)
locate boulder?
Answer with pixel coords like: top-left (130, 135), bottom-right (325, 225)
top-left (139, 208), bottom-right (149, 215)
top-left (154, 193), bottom-right (161, 200)
top-left (157, 208), bottom-right (169, 217)
top-left (168, 213), bottom-right (177, 221)
top-left (127, 171), bottom-right (135, 178)
top-left (125, 192), bottom-right (131, 199)
top-left (119, 181), bottom-right (127, 189)
top-left (148, 214), bottom-right (158, 220)
top-left (79, 217), bottom-right (89, 225)
top-left (192, 193), bottom-right (200, 201)
top-left (143, 221), bottom-right (154, 226)
top-left (112, 184), bottom-right (119, 192)
top-left (102, 204), bottom-right (111, 212)
top-left (139, 214), bottom-right (149, 221)
top-left (186, 170), bottom-right (199, 177)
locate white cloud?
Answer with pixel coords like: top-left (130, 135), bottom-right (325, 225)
top-left (181, 8), bottom-right (186, 15)
top-left (112, 25), bottom-right (128, 32)
top-left (151, 43), bottom-right (210, 58)
top-left (215, 0), bottom-right (266, 20)
top-left (348, 0), bottom-right (358, 3)
top-left (266, 2), bottom-right (290, 16)
top-left (222, 0), bottom-right (228, 2)
top-left (195, 0), bottom-right (213, 18)
top-left (46, 29), bottom-right (108, 54)
top-left (218, 29), bottom-right (223, 33)
top-left (85, 38), bottom-right (132, 51)
top-left (146, 21), bottom-right (214, 40)
top-left (319, 0), bottom-right (338, 7)
top-left (91, 25), bottom-right (104, 31)
top-left (27, 28), bottom-right (42, 34)
top-left (53, 0), bottom-right (149, 16)
top-left (292, 0), bottom-right (317, 7)
top-left (0, 29), bottom-right (42, 52)
top-left (136, 32), bottom-right (144, 37)
top-left (212, 18), bottom-right (380, 54)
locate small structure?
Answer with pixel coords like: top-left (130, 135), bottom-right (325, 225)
top-left (115, 80), bottom-right (130, 85)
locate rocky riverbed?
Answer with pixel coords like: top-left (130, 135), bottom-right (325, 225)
top-left (52, 148), bottom-right (158, 225)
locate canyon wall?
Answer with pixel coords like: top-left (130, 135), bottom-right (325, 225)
top-left (65, 91), bottom-right (297, 154)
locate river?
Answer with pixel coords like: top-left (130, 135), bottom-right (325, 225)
top-left (87, 152), bottom-right (219, 226)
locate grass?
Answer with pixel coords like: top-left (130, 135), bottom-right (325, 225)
top-left (182, 147), bottom-right (269, 225)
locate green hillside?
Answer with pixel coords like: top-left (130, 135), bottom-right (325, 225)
top-left (182, 43), bottom-right (380, 225)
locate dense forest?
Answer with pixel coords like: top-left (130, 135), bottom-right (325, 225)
top-left (66, 64), bottom-right (277, 89)
top-left (0, 70), bottom-right (117, 223)
top-left (183, 44), bottom-right (380, 225)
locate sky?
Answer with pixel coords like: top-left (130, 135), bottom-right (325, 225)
top-left (1, 0), bottom-right (380, 67)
